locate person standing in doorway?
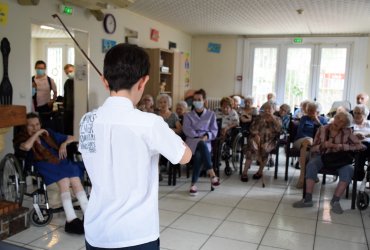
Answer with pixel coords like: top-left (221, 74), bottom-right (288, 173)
top-left (79, 44), bottom-right (192, 250)
top-left (63, 64), bottom-right (75, 135)
top-left (32, 60), bottom-right (57, 113)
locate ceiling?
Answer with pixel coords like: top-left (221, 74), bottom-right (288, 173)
top-left (33, 0), bottom-right (370, 38)
top-left (126, 0), bottom-right (370, 36)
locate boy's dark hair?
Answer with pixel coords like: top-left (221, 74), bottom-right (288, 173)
top-left (35, 60), bottom-right (46, 68)
top-left (104, 44), bottom-right (150, 92)
top-left (194, 89), bottom-right (207, 100)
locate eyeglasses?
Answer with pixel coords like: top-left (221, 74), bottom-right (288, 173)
top-left (353, 112), bottom-right (364, 115)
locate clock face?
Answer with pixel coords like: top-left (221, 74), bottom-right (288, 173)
top-left (103, 14), bottom-right (116, 34)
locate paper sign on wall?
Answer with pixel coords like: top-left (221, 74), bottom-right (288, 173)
top-left (0, 3), bottom-right (9, 26)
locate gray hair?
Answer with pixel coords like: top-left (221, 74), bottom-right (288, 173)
top-left (156, 93), bottom-right (172, 107)
top-left (176, 101), bottom-right (188, 109)
top-left (306, 101), bottom-right (319, 112)
top-left (279, 103), bottom-right (291, 113)
top-left (244, 96), bottom-right (254, 104)
top-left (353, 104), bottom-right (370, 117)
top-left (334, 111), bottom-right (353, 128)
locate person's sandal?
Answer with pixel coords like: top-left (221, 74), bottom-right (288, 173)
top-left (211, 176), bottom-right (220, 187)
top-left (252, 172), bottom-right (263, 180)
top-left (241, 174), bottom-right (249, 182)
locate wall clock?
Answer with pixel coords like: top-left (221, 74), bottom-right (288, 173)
top-left (103, 14), bottom-right (116, 34)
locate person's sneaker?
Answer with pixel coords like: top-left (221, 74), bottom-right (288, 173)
top-left (189, 185), bottom-right (198, 196)
top-left (65, 218), bottom-right (84, 234)
top-left (211, 176), bottom-right (220, 187)
top-left (292, 199), bottom-right (313, 208)
top-left (330, 200), bottom-right (343, 214)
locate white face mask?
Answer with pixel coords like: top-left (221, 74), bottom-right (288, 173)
top-left (193, 101), bottom-right (204, 110)
top-left (67, 72), bottom-right (75, 79)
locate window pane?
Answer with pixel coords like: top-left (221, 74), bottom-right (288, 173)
top-left (285, 48), bottom-right (312, 111)
top-left (317, 48), bottom-right (347, 114)
top-left (252, 48), bottom-right (277, 108)
top-left (47, 47), bottom-right (63, 97)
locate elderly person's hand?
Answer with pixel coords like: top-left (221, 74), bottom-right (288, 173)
top-left (59, 142), bottom-right (68, 160)
top-left (36, 129), bottom-right (49, 138)
top-left (355, 133), bottom-right (366, 141)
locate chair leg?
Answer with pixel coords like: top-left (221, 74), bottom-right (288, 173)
top-left (168, 163), bottom-right (172, 186)
top-left (322, 174), bottom-right (326, 185)
top-left (274, 146), bottom-right (279, 179)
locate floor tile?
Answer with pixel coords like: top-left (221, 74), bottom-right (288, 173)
top-left (200, 236), bottom-right (258, 250)
top-left (314, 236), bottom-right (368, 250)
top-left (237, 197), bottom-right (279, 213)
top-left (316, 221), bottom-right (366, 244)
top-left (213, 221), bottom-right (266, 244)
top-left (159, 209), bottom-right (183, 227)
top-left (159, 197), bottom-right (196, 213)
top-left (160, 228), bottom-right (209, 250)
top-left (269, 214), bottom-right (316, 235)
top-left (275, 202), bottom-right (319, 220)
top-left (28, 228), bottom-right (85, 250)
top-left (245, 189), bottom-right (283, 202)
top-left (170, 214), bottom-right (222, 235)
top-left (261, 228), bottom-right (314, 250)
top-left (7, 225), bottom-right (59, 244)
top-left (226, 208), bottom-right (273, 227)
top-left (186, 202), bottom-right (233, 220)
top-left (200, 192), bottom-right (243, 207)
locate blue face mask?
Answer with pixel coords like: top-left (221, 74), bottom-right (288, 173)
top-left (36, 69), bottom-right (45, 76)
top-left (32, 87), bottom-right (36, 96)
top-left (193, 101), bottom-right (204, 110)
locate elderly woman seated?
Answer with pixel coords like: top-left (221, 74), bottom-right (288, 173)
top-left (216, 97), bottom-right (240, 138)
top-left (352, 104), bottom-right (370, 177)
top-left (14, 113), bottom-right (88, 234)
top-left (293, 112), bottom-right (366, 214)
top-left (239, 96), bottom-right (258, 125)
top-left (240, 101), bottom-right (282, 182)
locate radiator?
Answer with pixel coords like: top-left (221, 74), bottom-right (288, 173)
top-left (207, 97), bottom-right (221, 111)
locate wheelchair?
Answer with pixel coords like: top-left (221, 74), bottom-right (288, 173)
top-left (0, 142), bottom-right (90, 227)
top-left (221, 123), bottom-right (250, 176)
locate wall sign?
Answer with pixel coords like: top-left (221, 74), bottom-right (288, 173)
top-left (102, 39), bottom-right (116, 53)
top-left (207, 43), bottom-right (221, 53)
top-left (150, 28), bottom-right (159, 42)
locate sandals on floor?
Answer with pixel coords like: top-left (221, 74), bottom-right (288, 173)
top-left (252, 172), bottom-right (263, 180)
top-left (211, 176), bottom-right (220, 186)
top-left (241, 174), bottom-right (249, 182)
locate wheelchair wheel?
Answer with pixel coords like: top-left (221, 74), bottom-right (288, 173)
top-left (356, 192), bottom-right (369, 210)
top-left (231, 133), bottom-right (243, 170)
top-left (0, 154), bottom-right (25, 205)
top-left (30, 206), bottom-right (53, 227)
top-left (224, 166), bottom-right (233, 176)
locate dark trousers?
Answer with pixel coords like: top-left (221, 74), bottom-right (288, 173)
top-left (192, 140), bottom-right (212, 183)
top-left (86, 238), bottom-right (159, 250)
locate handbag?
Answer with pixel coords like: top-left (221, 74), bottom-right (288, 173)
top-left (321, 151), bottom-right (354, 170)
top-left (320, 128), bottom-right (354, 170)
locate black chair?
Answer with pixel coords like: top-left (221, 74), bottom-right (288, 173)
top-left (284, 117), bottom-right (301, 181)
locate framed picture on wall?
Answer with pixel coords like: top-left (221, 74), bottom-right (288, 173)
top-left (207, 42), bottom-right (221, 53)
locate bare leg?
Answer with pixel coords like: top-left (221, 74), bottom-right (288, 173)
top-left (297, 139), bottom-right (312, 188)
top-left (334, 181), bottom-right (349, 197)
top-left (242, 159), bottom-right (252, 176)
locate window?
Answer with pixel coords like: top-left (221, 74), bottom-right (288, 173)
top-left (247, 42), bottom-right (350, 114)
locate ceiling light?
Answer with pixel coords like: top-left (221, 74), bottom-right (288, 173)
top-left (40, 25), bottom-right (55, 30)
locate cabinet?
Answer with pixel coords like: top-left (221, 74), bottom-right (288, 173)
top-left (145, 48), bottom-right (175, 108)
top-left (145, 48), bottom-right (191, 109)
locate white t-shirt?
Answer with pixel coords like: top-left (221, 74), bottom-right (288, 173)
top-left (79, 96), bottom-right (185, 248)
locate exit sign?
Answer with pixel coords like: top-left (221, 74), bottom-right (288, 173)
top-left (59, 4), bottom-right (73, 15)
top-left (293, 37), bottom-right (303, 44)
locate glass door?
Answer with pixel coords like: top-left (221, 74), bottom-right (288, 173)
top-left (251, 47), bottom-right (278, 108)
top-left (284, 47), bottom-right (312, 111)
top-left (46, 45), bottom-right (75, 96)
top-left (316, 47), bottom-right (348, 114)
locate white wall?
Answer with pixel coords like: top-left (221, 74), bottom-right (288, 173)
top-left (0, 0), bottom-right (191, 157)
top-left (191, 36), bottom-right (238, 98)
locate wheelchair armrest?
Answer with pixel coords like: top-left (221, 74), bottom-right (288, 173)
top-left (67, 142), bottom-right (83, 162)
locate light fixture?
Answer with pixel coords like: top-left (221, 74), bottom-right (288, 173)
top-left (40, 25), bottom-right (55, 30)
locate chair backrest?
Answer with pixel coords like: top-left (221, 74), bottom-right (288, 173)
top-left (287, 116), bottom-right (300, 143)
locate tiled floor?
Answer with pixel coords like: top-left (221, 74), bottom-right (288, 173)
top-left (3, 153), bottom-right (370, 250)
